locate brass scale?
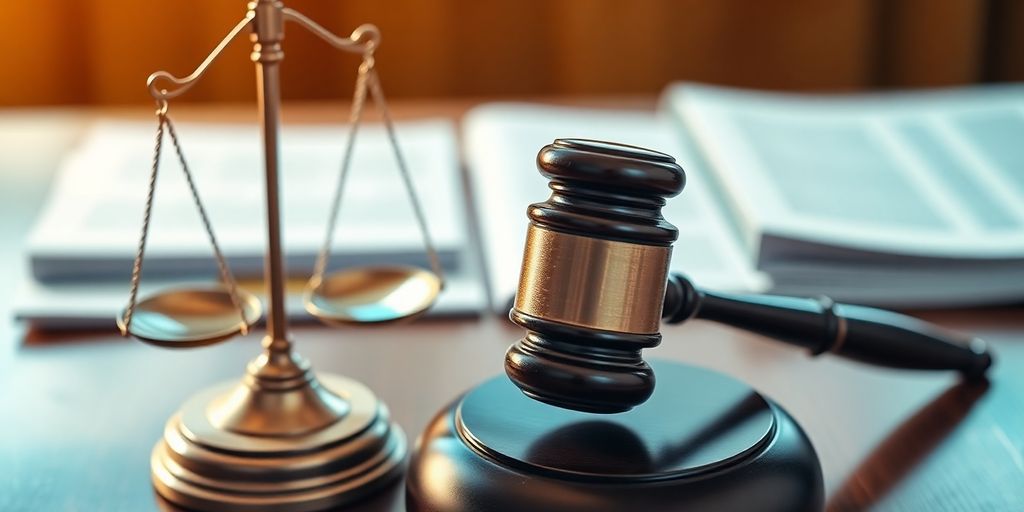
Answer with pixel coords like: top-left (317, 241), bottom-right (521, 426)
top-left (116, 1), bottom-right (441, 509)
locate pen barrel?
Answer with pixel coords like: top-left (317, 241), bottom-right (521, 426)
top-left (663, 274), bottom-right (993, 379)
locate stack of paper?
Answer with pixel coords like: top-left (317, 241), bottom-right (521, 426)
top-left (464, 84), bottom-right (1024, 310)
top-left (16, 119), bottom-right (485, 328)
top-left (462, 104), bottom-right (767, 313)
top-left (18, 84), bottom-right (1024, 329)
top-left (666, 84), bottom-right (1024, 306)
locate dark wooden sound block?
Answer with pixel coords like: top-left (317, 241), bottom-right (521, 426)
top-left (406, 360), bottom-right (824, 511)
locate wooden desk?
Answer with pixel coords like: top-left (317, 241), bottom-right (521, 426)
top-left (1, 100), bottom-right (1022, 511)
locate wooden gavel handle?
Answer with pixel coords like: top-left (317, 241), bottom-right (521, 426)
top-left (662, 274), bottom-right (993, 379)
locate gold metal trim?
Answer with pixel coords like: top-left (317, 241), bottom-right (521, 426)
top-left (152, 374), bottom-right (407, 511)
top-left (141, 3), bottom-right (410, 509)
top-left (514, 226), bottom-right (671, 334)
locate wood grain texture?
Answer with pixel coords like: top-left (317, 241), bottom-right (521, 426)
top-left (873, 0), bottom-right (989, 87)
top-left (983, 0), bottom-right (1024, 82)
top-left (1, 101), bottom-right (1022, 511)
top-left (1, 0), bottom-right (1017, 106)
top-left (1, 313), bottom-right (1022, 511)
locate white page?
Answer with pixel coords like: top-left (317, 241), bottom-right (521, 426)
top-left (463, 103), bottom-right (765, 312)
top-left (17, 118), bottom-right (486, 326)
top-left (667, 84), bottom-right (1024, 259)
top-left (29, 118), bottom-right (466, 280)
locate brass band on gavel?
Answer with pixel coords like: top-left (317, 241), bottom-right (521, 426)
top-left (515, 225), bottom-right (671, 335)
top-left (505, 138), bottom-right (687, 413)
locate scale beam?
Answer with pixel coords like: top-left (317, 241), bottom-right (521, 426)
top-left (146, 15), bottom-right (254, 103)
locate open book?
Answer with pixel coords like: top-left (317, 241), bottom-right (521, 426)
top-left (465, 84), bottom-right (1024, 311)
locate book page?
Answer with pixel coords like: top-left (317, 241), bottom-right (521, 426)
top-left (667, 84), bottom-right (1024, 260)
top-left (463, 103), bottom-right (766, 312)
top-left (17, 118), bottom-right (486, 326)
top-left (28, 119), bottom-right (467, 281)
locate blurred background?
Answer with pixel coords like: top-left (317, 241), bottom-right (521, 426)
top-left (3, 0), bottom-right (1023, 107)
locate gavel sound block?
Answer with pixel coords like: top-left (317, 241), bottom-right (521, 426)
top-left (406, 139), bottom-right (991, 512)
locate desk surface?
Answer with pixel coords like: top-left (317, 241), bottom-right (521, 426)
top-left (1, 99), bottom-right (1023, 512)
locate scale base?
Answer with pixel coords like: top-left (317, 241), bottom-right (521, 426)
top-left (407, 360), bottom-right (824, 512)
top-left (152, 373), bottom-right (406, 512)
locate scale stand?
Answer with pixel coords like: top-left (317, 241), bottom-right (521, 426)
top-left (136, 2), bottom-right (416, 510)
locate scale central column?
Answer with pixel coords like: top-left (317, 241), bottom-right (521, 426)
top-left (204, 0), bottom-right (349, 438)
top-left (252, 0), bottom-right (291, 352)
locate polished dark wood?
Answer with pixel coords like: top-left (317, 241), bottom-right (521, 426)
top-left (2, 102), bottom-right (1023, 511)
top-left (3, 313), bottom-right (1023, 511)
top-left (411, 135), bottom-right (1007, 509)
top-left (664, 274), bottom-right (993, 379)
top-left (531, 138), bottom-right (685, 245)
top-left (407, 361), bottom-right (823, 511)
top-left (506, 139), bottom-right (687, 413)
top-left (510, 138), bottom-right (993, 417)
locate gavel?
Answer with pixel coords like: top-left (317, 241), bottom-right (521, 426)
top-left (505, 139), bottom-right (993, 414)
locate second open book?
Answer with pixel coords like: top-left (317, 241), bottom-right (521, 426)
top-left (465, 84), bottom-right (1024, 310)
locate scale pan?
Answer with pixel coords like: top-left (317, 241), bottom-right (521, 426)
top-left (118, 286), bottom-right (262, 348)
top-left (305, 265), bottom-right (441, 325)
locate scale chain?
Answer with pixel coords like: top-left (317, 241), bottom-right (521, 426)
top-left (312, 60), bottom-right (371, 285)
top-left (312, 53), bottom-right (446, 289)
top-left (164, 116), bottom-right (249, 334)
top-left (121, 109), bottom-right (250, 336)
top-left (121, 115), bottom-right (165, 334)
top-left (367, 66), bottom-right (446, 287)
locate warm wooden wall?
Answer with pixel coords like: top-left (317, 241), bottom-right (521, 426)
top-left (2, 0), bottom-right (1021, 106)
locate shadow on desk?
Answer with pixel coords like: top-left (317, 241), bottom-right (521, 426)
top-left (828, 379), bottom-right (990, 511)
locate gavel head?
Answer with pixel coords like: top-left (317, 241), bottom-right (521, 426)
top-left (505, 139), bottom-right (686, 413)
